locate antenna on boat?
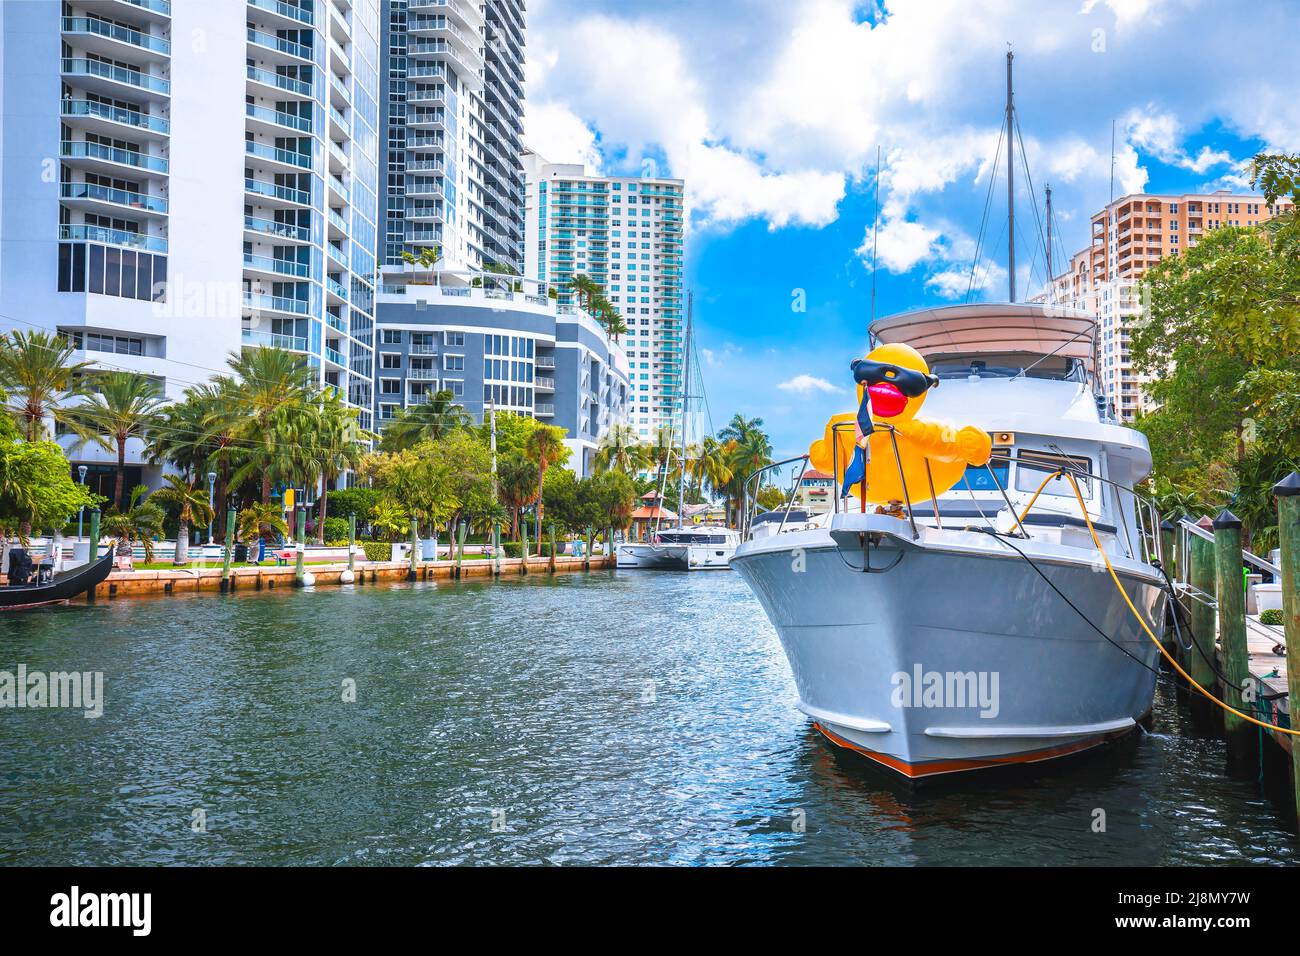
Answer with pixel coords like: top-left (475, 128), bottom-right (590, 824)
top-left (869, 144), bottom-right (882, 332)
top-left (1005, 47), bottom-right (1016, 303)
top-left (1045, 184), bottom-right (1054, 304)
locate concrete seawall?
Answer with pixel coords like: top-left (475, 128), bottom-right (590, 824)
top-left (82, 555), bottom-right (616, 600)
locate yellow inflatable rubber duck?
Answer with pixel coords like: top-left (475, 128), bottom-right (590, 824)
top-left (809, 342), bottom-right (993, 505)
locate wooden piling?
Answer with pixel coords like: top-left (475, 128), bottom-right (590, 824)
top-left (294, 507), bottom-right (307, 587)
top-left (1213, 509), bottom-right (1255, 777)
top-left (86, 510), bottom-right (100, 603)
top-left (1272, 472), bottom-right (1300, 829)
top-left (220, 508), bottom-right (235, 593)
top-left (408, 519), bottom-right (419, 582)
top-left (548, 524), bottom-right (557, 574)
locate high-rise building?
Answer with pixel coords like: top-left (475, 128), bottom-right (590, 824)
top-left (1037, 190), bottom-right (1294, 421)
top-left (375, 272), bottom-right (629, 474)
top-left (0, 0), bottom-right (381, 490)
top-left (378, 0), bottom-right (525, 280)
top-left (521, 152), bottom-right (686, 441)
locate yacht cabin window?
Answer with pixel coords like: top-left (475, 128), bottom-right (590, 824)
top-left (1015, 450), bottom-right (1094, 499)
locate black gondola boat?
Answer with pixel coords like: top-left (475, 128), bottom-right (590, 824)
top-left (0, 548), bottom-right (115, 611)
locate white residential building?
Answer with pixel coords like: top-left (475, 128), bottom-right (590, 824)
top-left (0, 0), bottom-right (381, 493)
top-left (521, 151), bottom-right (685, 441)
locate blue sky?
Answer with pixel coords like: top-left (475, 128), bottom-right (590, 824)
top-left (523, 0), bottom-right (1300, 457)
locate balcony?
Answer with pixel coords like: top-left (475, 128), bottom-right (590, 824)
top-left (61, 98), bottom-right (169, 138)
top-left (244, 177), bottom-right (311, 207)
top-left (244, 214), bottom-right (310, 243)
top-left (326, 276), bottom-right (349, 300)
top-left (246, 102), bottom-right (312, 135)
top-left (243, 291), bottom-right (310, 317)
top-left (534, 375), bottom-right (555, 391)
top-left (80, 0), bottom-right (172, 23)
top-left (62, 16), bottom-right (170, 60)
top-left (248, 0), bottom-right (314, 28)
top-left (535, 403), bottom-right (555, 417)
top-left (242, 328), bottom-right (307, 351)
top-left (61, 181), bottom-right (167, 217)
top-left (61, 57), bottom-right (170, 100)
top-left (535, 355), bottom-right (556, 369)
top-left (244, 252), bottom-right (311, 279)
top-left (247, 27), bottom-right (313, 62)
top-left (60, 223), bottom-right (167, 253)
top-left (246, 64), bottom-right (312, 98)
top-left (61, 139), bottom-right (168, 175)
top-left (407, 367), bottom-right (438, 381)
top-left (325, 346), bottom-right (346, 368)
top-left (245, 139), bottom-right (312, 171)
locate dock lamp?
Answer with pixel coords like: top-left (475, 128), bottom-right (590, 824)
top-left (77, 465), bottom-right (88, 539)
top-left (207, 471), bottom-right (217, 544)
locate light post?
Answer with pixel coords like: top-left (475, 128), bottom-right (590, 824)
top-left (77, 465), bottom-right (88, 539)
top-left (207, 471), bottom-right (217, 545)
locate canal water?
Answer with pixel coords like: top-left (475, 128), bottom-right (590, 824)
top-left (1, 571), bottom-right (1295, 866)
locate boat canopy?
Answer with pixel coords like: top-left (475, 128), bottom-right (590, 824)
top-left (871, 303), bottom-right (1096, 376)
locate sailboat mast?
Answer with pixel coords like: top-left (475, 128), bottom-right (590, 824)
top-left (677, 291), bottom-right (692, 527)
top-left (1005, 49), bottom-right (1016, 302)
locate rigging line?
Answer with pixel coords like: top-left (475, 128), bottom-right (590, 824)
top-left (869, 144), bottom-right (882, 328)
top-left (1012, 113), bottom-right (1052, 296)
top-left (973, 218), bottom-right (1008, 300)
top-left (965, 122), bottom-right (1005, 304)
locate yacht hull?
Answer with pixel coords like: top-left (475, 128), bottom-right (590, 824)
top-left (616, 543), bottom-right (689, 570)
top-left (732, 529), bottom-right (1166, 779)
top-left (684, 543), bottom-right (735, 570)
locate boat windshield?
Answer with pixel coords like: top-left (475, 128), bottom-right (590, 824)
top-left (655, 530), bottom-right (732, 545)
top-left (929, 353), bottom-right (1088, 382)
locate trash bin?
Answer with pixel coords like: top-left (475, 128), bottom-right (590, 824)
top-left (234, 543), bottom-right (249, 563)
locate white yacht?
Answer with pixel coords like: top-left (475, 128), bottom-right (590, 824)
top-left (731, 304), bottom-right (1169, 780)
top-left (616, 526), bottom-right (740, 570)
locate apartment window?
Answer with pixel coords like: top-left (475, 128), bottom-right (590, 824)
top-left (443, 378), bottom-right (464, 397)
top-left (61, 329), bottom-right (144, 356)
top-left (444, 354), bottom-right (464, 372)
top-left (444, 330), bottom-right (464, 346)
top-left (58, 242), bottom-right (166, 302)
top-left (381, 329), bottom-right (403, 344)
top-left (381, 353), bottom-right (402, 369)
top-left (379, 378), bottom-right (401, 395)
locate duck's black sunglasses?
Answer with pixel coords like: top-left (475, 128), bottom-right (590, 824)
top-left (850, 359), bottom-right (940, 397)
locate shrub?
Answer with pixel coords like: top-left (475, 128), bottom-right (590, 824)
top-left (328, 488), bottom-right (382, 524)
top-left (501, 540), bottom-right (523, 558)
top-left (322, 516), bottom-right (350, 542)
top-left (1260, 608), bottom-right (1284, 626)
top-left (362, 540), bottom-right (391, 562)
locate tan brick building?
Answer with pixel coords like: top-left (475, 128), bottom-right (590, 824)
top-left (1036, 191), bottom-right (1294, 421)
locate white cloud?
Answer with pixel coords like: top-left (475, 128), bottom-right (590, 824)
top-left (522, 102), bottom-right (603, 174)
top-left (777, 374), bottom-right (841, 395)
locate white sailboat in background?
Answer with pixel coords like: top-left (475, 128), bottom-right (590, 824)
top-left (616, 293), bottom-right (740, 570)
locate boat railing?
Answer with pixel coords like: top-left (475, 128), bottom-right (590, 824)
top-left (741, 425), bottom-right (1167, 569)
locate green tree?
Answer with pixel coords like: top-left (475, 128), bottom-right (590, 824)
top-left (401, 244), bottom-right (442, 285)
top-left (718, 414), bottom-right (774, 524)
top-left (586, 470), bottom-right (637, 541)
top-left (223, 347), bottom-right (317, 505)
top-left (0, 438), bottom-right (98, 540)
top-left (101, 484), bottom-right (165, 561)
top-left (497, 451), bottom-right (538, 540)
top-left (381, 388), bottom-right (470, 451)
top-left (237, 502), bottom-right (289, 545)
top-left (303, 390), bottom-right (373, 542)
top-left (148, 474), bottom-right (215, 565)
top-left (0, 330), bottom-right (92, 441)
top-left (525, 424), bottom-right (569, 547)
top-left (63, 371), bottom-right (166, 511)
top-left (593, 423), bottom-right (648, 475)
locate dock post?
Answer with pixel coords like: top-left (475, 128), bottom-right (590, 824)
top-left (1272, 472), bottom-right (1300, 828)
top-left (294, 506), bottom-right (307, 587)
top-left (1159, 518), bottom-right (1177, 580)
top-left (408, 519), bottom-right (419, 582)
top-left (493, 520), bottom-right (501, 577)
top-left (1186, 529), bottom-right (1219, 725)
top-left (457, 521), bottom-right (468, 578)
top-left (548, 523), bottom-right (557, 574)
top-left (519, 519), bottom-right (529, 575)
top-left (1213, 509), bottom-right (1255, 777)
top-left (584, 526), bottom-right (593, 571)
top-left (220, 508), bottom-right (235, 592)
top-left (340, 513), bottom-right (356, 584)
top-left (86, 509), bottom-right (101, 602)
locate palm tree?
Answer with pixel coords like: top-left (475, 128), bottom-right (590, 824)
top-left (401, 244), bottom-right (441, 285)
top-left (149, 382), bottom-right (243, 529)
top-left (303, 390), bottom-right (373, 542)
top-left (593, 423), bottom-right (649, 475)
top-left (149, 474), bottom-right (215, 565)
top-left (63, 371), bottom-right (166, 511)
top-left (498, 453), bottom-right (539, 539)
top-left (525, 426), bottom-right (566, 546)
top-left (380, 388), bottom-right (470, 451)
top-left (567, 273), bottom-right (600, 309)
top-left (0, 330), bottom-right (93, 440)
top-left (237, 502), bottom-right (289, 545)
top-left (697, 436), bottom-right (735, 501)
top-left (224, 347), bottom-right (316, 504)
top-left (101, 484), bottom-right (165, 562)
top-left (718, 414), bottom-right (774, 525)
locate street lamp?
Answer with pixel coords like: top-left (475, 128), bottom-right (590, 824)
top-left (207, 471), bottom-right (217, 544)
top-left (77, 465), bottom-right (88, 539)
